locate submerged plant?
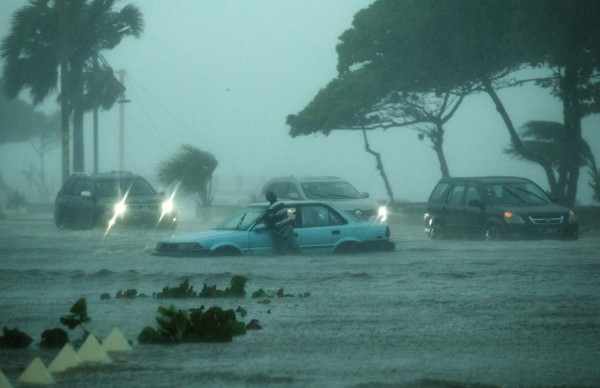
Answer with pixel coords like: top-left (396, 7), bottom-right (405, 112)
top-left (138, 304), bottom-right (248, 344)
top-left (154, 279), bottom-right (197, 298)
top-left (60, 298), bottom-right (91, 344)
top-left (198, 275), bottom-right (248, 298)
top-left (40, 328), bottom-right (69, 349)
top-left (0, 327), bottom-right (33, 348)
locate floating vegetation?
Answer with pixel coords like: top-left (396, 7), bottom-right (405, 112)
top-left (116, 289), bottom-right (138, 299)
top-left (252, 288), bottom-right (311, 298)
top-left (100, 275), bottom-right (310, 301)
top-left (198, 275), bottom-right (247, 298)
top-left (154, 279), bottom-right (197, 298)
top-left (0, 326), bottom-right (33, 348)
top-left (40, 328), bottom-right (69, 349)
top-left (138, 305), bottom-right (248, 344)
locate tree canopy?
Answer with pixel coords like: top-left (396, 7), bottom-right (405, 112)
top-left (1, 0), bottom-right (144, 172)
top-left (157, 145), bottom-right (218, 207)
top-left (287, 0), bottom-right (600, 206)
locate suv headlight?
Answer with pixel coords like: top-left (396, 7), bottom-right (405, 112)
top-left (162, 199), bottom-right (174, 214)
top-left (114, 202), bottom-right (127, 216)
top-left (504, 211), bottom-right (525, 224)
top-left (568, 210), bottom-right (577, 224)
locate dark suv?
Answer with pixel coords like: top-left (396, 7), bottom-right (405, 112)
top-left (54, 171), bottom-right (177, 230)
top-left (424, 176), bottom-right (578, 240)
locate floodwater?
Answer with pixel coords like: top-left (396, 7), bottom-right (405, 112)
top-left (1, 208), bottom-right (599, 387)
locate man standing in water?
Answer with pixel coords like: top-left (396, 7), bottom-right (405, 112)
top-left (262, 191), bottom-right (300, 254)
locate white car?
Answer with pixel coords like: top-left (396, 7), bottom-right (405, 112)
top-left (152, 200), bottom-right (395, 257)
top-left (259, 176), bottom-right (387, 221)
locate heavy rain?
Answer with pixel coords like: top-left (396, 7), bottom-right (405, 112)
top-left (1, 1), bottom-right (600, 387)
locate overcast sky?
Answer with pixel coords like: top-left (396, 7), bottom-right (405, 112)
top-left (1, 0), bottom-right (600, 205)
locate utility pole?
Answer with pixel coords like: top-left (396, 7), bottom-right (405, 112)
top-left (58, 0), bottom-right (70, 181)
top-left (116, 70), bottom-right (130, 171)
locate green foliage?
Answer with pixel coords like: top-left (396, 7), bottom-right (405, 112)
top-left (138, 304), bottom-right (247, 344)
top-left (40, 328), bottom-right (69, 349)
top-left (154, 279), bottom-right (197, 299)
top-left (0, 326), bottom-right (33, 348)
top-left (116, 289), bottom-right (138, 299)
top-left (198, 275), bottom-right (247, 298)
top-left (157, 144), bottom-right (218, 207)
top-left (1, 0), bottom-right (144, 171)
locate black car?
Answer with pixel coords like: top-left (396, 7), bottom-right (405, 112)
top-left (54, 171), bottom-right (177, 230)
top-left (424, 176), bottom-right (578, 240)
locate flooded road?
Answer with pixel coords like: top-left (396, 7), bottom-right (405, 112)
top-left (1, 210), bottom-right (599, 387)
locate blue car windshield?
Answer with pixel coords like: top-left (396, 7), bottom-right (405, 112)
top-left (483, 183), bottom-right (551, 206)
top-left (213, 206), bottom-right (267, 231)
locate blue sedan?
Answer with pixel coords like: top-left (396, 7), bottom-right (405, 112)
top-left (152, 200), bottom-right (395, 257)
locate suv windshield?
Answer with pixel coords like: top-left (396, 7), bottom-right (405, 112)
top-left (95, 178), bottom-right (156, 197)
top-left (213, 206), bottom-right (266, 231)
top-left (483, 182), bottom-right (551, 206)
top-left (301, 182), bottom-right (362, 200)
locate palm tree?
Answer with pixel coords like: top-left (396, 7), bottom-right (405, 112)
top-left (157, 145), bottom-right (219, 210)
top-left (505, 121), bottom-right (596, 200)
top-left (1, 0), bottom-right (144, 173)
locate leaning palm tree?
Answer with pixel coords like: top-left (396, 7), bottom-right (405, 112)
top-left (1, 0), bottom-right (144, 173)
top-left (504, 120), bottom-right (596, 199)
top-left (157, 145), bottom-right (219, 210)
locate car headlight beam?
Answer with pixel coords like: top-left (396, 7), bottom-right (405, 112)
top-left (378, 206), bottom-right (388, 222)
top-left (114, 201), bottom-right (127, 216)
top-left (162, 199), bottom-right (174, 214)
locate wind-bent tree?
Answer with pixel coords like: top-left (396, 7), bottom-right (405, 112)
top-left (505, 121), bottom-right (597, 199)
top-left (157, 145), bottom-right (219, 210)
top-left (287, 0), bottom-right (523, 199)
top-left (331, 0), bottom-right (600, 207)
top-left (1, 0), bottom-right (144, 173)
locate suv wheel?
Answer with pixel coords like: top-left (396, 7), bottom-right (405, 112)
top-left (484, 224), bottom-right (503, 241)
top-left (429, 222), bottom-right (444, 240)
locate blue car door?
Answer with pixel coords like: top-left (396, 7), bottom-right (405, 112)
top-left (295, 204), bottom-right (346, 253)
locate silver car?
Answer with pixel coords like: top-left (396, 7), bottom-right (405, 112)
top-left (259, 176), bottom-right (387, 221)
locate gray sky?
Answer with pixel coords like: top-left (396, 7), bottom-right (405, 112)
top-left (1, 0), bottom-right (600, 204)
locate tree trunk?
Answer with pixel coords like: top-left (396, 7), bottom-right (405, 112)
top-left (430, 123), bottom-right (450, 178)
top-left (561, 63), bottom-right (582, 207)
top-left (362, 129), bottom-right (395, 206)
top-left (71, 61), bottom-right (85, 172)
top-left (93, 107), bottom-right (99, 173)
top-left (482, 77), bottom-right (559, 196)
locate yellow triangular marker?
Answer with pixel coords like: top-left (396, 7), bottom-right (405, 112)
top-left (0, 370), bottom-right (14, 388)
top-left (77, 334), bottom-right (112, 363)
top-left (48, 343), bottom-right (81, 373)
top-left (17, 357), bottom-right (55, 385)
top-left (102, 327), bottom-right (133, 352)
